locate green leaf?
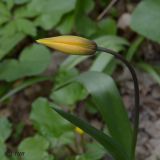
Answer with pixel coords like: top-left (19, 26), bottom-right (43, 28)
top-left (81, 142), bottom-right (106, 160)
top-left (29, 0), bottom-right (76, 30)
top-left (0, 77), bottom-right (50, 102)
top-left (34, 14), bottom-right (60, 30)
top-left (0, 2), bottom-right (10, 25)
top-left (75, 71), bottom-right (133, 158)
top-left (14, 6), bottom-right (38, 18)
top-left (52, 107), bottom-right (129, 160)
top-left (16, 18), bottom-right (36, 36)
top-left (90, 36), bottom-right (129, 72)
top-left (0, 2), bottom-right (11, 17)
top-left (131, 0), bottom-right (160, 43)
top-left (0, 44), bottom-right (51, 81)
top-left (96, 36), bottom-right (129, 52)
top-left (75, 16), bottom-right (97, 37)
top-left (79, 0), bottom-right (94, 13)
top-left (54, 68), bottom-right (79, 87)
top-left (96, 18), bottom-right (117, 36)
top-left (57, 0), bottom-right (95, 35)
top-left (30, 98), bottom-right (73, 138)
top-left (0, 21), bottom-right (17, 37)
top-left (60, 36), bottom-right (128, 73)
top-left (60, 55), bottom-right (89, 70)
top-left (126, 36), bottom-right (144, 61)
top-left (0, 33), bottom-right (25, 60)
top-left (56, 12), bottom-right (74, 34)
top-left (51, 83), bottom-right (87, 106)
top-left (0, 117), bottom-right (12, 142)
top-left (3, 0), bottom-right (14, 10)
top-left (74, 0), bottom-right (97, 36)
top-left (50, 69), bottom-right (87, 106)
top-left (18, 135), bottom-right (50, 160)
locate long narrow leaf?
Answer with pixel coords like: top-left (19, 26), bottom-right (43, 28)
top-left (60, 55), bottom-right (89, 70)
top-left (75, 71), bottom-right (133, 158)
top-left (53, 71), bottom-right (133, 159)
top-left (52, 106), bottom-right (129, 160)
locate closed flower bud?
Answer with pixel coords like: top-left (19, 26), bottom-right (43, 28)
top-left (36, 35), bottom-right (97, 55)
top-left (75, 127), bottom-right (84, 135)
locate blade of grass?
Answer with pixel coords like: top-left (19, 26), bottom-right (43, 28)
top-left (126, 36), bottom-right (144, 62)
top-left (0, 76), bottom-right (51, 102)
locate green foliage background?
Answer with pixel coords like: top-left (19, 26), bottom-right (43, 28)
top-left (0, 0), bottom-right (160, 160)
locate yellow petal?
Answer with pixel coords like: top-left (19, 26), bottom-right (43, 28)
top-left (36, 35), bottom-right (97, 55)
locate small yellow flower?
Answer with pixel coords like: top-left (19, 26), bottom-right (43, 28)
top-left (75, 127), bottom-right (84, 135)
top-left (36, 35), bottom-right (97, 55)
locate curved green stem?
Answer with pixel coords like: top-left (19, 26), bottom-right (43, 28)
top-left (97, 46), bottom-right (140, 160)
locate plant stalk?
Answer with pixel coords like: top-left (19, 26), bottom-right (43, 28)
top-left (97, 46), bottom-right (140, 160)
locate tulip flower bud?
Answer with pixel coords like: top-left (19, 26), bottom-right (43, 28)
top-left (36, 35), bottom-right (97, 55)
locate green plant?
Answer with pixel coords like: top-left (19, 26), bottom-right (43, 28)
top-left (0, 1), bottom-right (160, 160)
top-left (36, 35), bottom-right (140, 160)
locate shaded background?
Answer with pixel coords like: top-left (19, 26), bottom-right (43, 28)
top-left (0, 0), bottom-right (160, 160)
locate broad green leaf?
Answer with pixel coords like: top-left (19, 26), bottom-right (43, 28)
top-left (0, 77), bottom-right (50, 102)
top-left (16, 18), bottom-right (36, 36)
top-left (79, 0), bottom-right (94, 13)
top-left (34, 14), bottom-right (60, 30)
top-left (51, 83), bottom-right (87, 106)
top-left (0, 21), bottom-right (17, 37)
top-left (0, 117), bottom-right (12, 142)
top-left (50, 69), bottom-right (87, 106)
top-left (29, 0), bottom-right (76, 30)
top-left (18, 135), bottom-right (50, 160)
top-left (57, 0), bottom-right (95, 35)
top-left (0, 1), bottom-right (10, 25)
top-left (0, 44), bottom-right (51, 81)
top-left (52, 107), bottom-right (129, 160)
top-left (14, 6), bottom-right (38, 18)
top-left (30, 98), bottom-right (73, 138)
top-left (0, 2), bottom-right (11, 17)
top-left (3, 0), bottom-right (14, 10)
top-left (131, 0), bottom-right (160, 43)
top-left (81, 142), bottom-right (106, 160)
top-left (28, 0), bottom-right (76, 14)
top-left (75, 16), bottom-right (97, 37)
top-left (0, 33), bottom-right (25, 60)
top-left (56, 12), bottom-right (74, 34)
top-left (74, 0), bottom-right (97, 36)
top-left (95, 18), bottom-right (117, 36)
top-left (90, 36), bottom-right (129, 72)
top-left (54, 68), bottom-right (79, 87)
top-left (75, 71), bottom-right (133, 158)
